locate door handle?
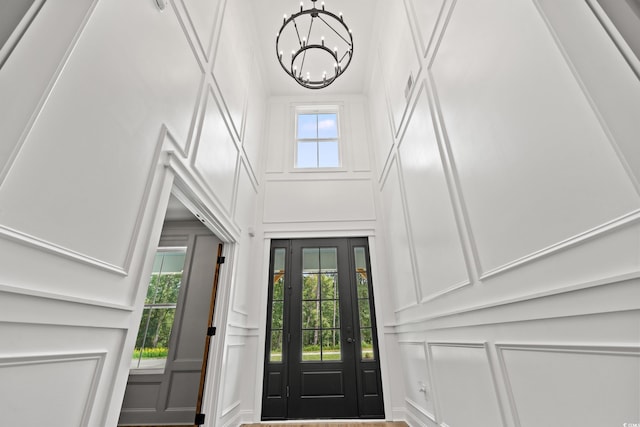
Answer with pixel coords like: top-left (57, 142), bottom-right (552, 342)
top-left (346, 338), bottom-right (354, 343)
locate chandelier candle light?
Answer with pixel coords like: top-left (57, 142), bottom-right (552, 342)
top-left (276, 0), bottom-right (354, 89)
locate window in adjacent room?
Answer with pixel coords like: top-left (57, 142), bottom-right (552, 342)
top-left (131, 247), bottom-right (187, 371)
top-left (295, 108), bottom-right (341, 169)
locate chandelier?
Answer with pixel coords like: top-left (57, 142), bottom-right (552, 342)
top-left (276, 0), bottom-right (354, 89)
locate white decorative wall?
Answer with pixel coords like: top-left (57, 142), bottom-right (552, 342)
top-left (368, 0), bottom-right (640, 425)
top-left (0, 0), bottom-right (265, 425)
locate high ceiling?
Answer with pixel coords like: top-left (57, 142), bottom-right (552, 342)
top-left (250, 0), bottom-right (378, 96)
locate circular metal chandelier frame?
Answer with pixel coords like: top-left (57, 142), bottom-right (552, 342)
top-left (276, 0), bottom-right (354, 89)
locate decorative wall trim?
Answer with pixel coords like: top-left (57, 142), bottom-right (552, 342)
top-left (166, 152), bottom-right (241, 243)
top-left (393, 270), bottom-right (640, 332)
top-left (425, 0), bottom-right (459, 70)
top-left (175, 0), bottom-right (221, 63)
top-left (0, 352), bottom-right (106, 427)
top-left (0, 0), bottom-right (47, 69)
top-left (532, 0), bottom-right (640, 195)
top-left (406, 398), bottom-right (437, 424)
top-left (495, 343), bottom-right (640, 427)
top-left (425, 74), bottom-right (483, 287)
top-left (220, 400), bottom-right (241, 418)
top-left (227, 322), bottom-right (260, 337)
top-left (427, 342), bottom-right (507, 427)
top-left (211, 66), bottom-right (247, 145)
top-left (0, 282), bottom-right (133, 312)
top-left (0, 0), bottom-right (100, 186)
top-left (189, 85), bottom-right (239, 218)
top-left (0, 225), bottom-right (127, 276)
top-left (479, 209), bottom-right (640, 280)
top-left (419, 279), bottom-right (472, 305)
top-left (584, 0), bottom-right (640, 80)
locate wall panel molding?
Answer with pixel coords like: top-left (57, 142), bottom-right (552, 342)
top-left (479, 208), bottom-right (640, 280)
top-left (393, 271), bottom-right (640, 332)
top-left (496, 343), bottom-right (640, 427)
top-left (0, 352), bottom-right (106, 427)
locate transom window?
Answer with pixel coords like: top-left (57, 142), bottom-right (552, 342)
top-left (295, 108), bottom-right (340, 168)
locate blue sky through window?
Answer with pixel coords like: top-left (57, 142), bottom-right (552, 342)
top-left (296, 112), bottom-right (339, 168)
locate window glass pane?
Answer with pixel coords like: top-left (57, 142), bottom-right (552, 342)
top-left (273, 275), bottom-right (284, 300)
top-left (133, 248), bottom-right (186, 370)
top-left (152, 272), bottom-right (182, 304)
top-left (297, 114), bottom-right (318, 139)
top-left (302, 330), bottom-right (320, 361)
top-left (320, 272), bottom-right (338, 299)
top-left (302, 301), bottom-right (320, 329)
top-left (361, 328), bottom-right (375, 360)
top-left (317, 113), bottom-right (338, 138)
top-left (319, 247), bottom-right (337, 271)
top-left (297, 141), bottom-right (318, 168)
top-left (354, 247), bottom-right (367, 271)
top-left (302, 248), bottom-right (320, 272)
top-left (321, 300), bottom-right (340, 328)
top-left (318, 141), bottom-right (339, 167)
top-left (355, 246), bottom-right (369, 299)
top-left (303, 273), bottom-right (319, 299)
top-left (358, 299), bottom-right (371, 327)
top-left (270, 331), bottom-right (283, 363)
top-left (322, 329), bottom-right (341, 361)
top-left (273, 248), bottom-right (286, 272)
top-left (271, 301), bottom-right (284, 328)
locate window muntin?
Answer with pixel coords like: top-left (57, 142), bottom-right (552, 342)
top-left (295, 110), bottom-right (340, 169)
top-left (301, 247), bottom-right (341, 361)
top-left (131, 248), bottom-right (186, 370)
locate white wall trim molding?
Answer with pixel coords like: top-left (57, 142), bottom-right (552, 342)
top-left (425, 74), bottom-right (483, 286)
top-left (427, 342), bottom-right (508, 427)
top-left (211, 67), bottom-right (247, 145)
top-left (174, 0), bottom-right (222, 63)
top-left (166, 152), bottom-right (241, 242)
top-left (0, 0), bottom-right (100, 185)
top-left (0, 282), bottom-right (133, 320)
top-left (532, 0), bottom-right (640, 194)
top-left (0, 224), bottom-right (127, 276)
top-left (227, 323), bottom-right (260, 337)
top-left (406, 398), bottom-right (437, 425)
top-left (495, 343), bottom-right (640, 427)
top-left (220, 400), bottom-right (241, 419)
top-left (0, 0), bottom-right (47, 68)
top-left (262, 227), bottom-right (376, 239)
top-left (583, 0), bottom-right (640, 81)
top-left (393, 271), bottom-right (640, 333)
top-left (0, 352), bottom-right (106, 426)
top-left (479, 208), bottom-right (640, 280)
top-left (188, 85), bottom-right (240, 217)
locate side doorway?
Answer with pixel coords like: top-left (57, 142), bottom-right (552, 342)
top-left (262, 237), bottom-right (384, 420)
top-left (119, 195), bottom-right (223, 425)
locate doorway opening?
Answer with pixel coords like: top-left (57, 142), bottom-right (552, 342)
top-left (118, 193), bottom-right (224, 426)
top-left (261, 237), bottom-right (384, 420)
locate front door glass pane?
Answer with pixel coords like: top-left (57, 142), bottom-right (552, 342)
top-left (301, 247), bottom-right (341, 362)
top-left (354, 246), bottom-right (376, 361)
top-left (270, 248), bottom-right (286, 363)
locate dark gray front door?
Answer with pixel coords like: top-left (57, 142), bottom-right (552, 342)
top-left (262, 237), bottom-right (384, 420)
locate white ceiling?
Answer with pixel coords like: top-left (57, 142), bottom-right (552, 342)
top-left (250, 0), bottom-right (378, 96)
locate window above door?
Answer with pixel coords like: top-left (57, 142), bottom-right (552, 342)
top-left (294, 106), bottom-right (343, 170)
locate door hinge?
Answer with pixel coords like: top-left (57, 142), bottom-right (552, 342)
top-left (287, 333), bottom-right (291, 343)
top-left (207, 326), bottom-right (217, 336)
top-left (286, 385), bottom-right (290, 398)
top-left (217, 256), bottom-right (225, 264)
top-left (195, 413), bottom-right (205, 425)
